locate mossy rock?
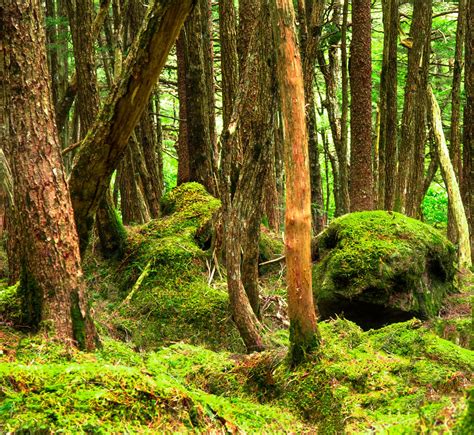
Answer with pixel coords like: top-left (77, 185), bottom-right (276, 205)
top-left (111, 183), bottom-right (244, 352)
top-left (313, 211), bottom-right (456, 329)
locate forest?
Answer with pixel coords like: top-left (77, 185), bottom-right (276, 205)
top-left (0, 0), bottom-right (473, 432)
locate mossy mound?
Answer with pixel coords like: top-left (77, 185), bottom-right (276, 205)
top-left (313, 211), bottom-right (456, 329)
top-left (0, 332), bottom-right (308, 433)
top-left (0, 280), bottom-right (20, 325)
top-left (159, 319), bottom-right (473, 433)
top-left (110, 183), bottom-right (244, 352)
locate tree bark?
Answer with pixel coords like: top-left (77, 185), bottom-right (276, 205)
top-left (428, 87), bottom-right (471, 272)
top-left (298, 0), bottom-right (325, 234)
top-left (395, 0), bottom-right (432, 215)
top-left (378, 0), bottom-right (398, 210)
top-left (349, 0), bottom-right (374, 211)
top-left (463, 0), bottom-right (474, 254)
top-left (68, 0), bottom-right (194, 254)
top-left (272, 0), bottom-right (320, 366)
top-left (448, 0), bottom-right (467, 243)
top-left (2, 0), bottom-right (98, 349)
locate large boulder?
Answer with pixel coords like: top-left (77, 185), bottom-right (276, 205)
top-left (313, 211), bottom-right (456, 329)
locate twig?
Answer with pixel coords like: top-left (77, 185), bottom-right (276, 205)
top-left (259, 255), bottom-right (285, 266)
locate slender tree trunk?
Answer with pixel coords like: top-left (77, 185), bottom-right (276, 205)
top-left (339, 0), bottom-right (350, 214)
top-left (448, 0), bottom-right (467, 243)
top-left (272, 0), bottom-right (320, 366)
top-left (379, 0), bottom-right (398, 210)
top-left (349, 0), bottom-right (374, 211)
top-left (429, 87), bottom-right (471, 272)
top-left (2, 0), bottom-right (98, 349)
top-left (298, 0), bottom-right (325, 234)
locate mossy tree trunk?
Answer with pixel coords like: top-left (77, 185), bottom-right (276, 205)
top-left (2, 0), bottom-right (98, 349)
top-left (272, 0), bottom-right (320, 366)
top-left (349, 0), bottom-right (374, 212)
top-left (68, 0), bottom-right (195, 254)
top-left (428, 87), bottom-right (472, 274)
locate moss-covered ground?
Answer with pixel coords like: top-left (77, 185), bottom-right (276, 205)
top-left (0, 185), bottom-right (472, 433)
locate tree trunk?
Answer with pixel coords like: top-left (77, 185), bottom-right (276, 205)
top-left (448, 0), bottom-right (467, 243)
top-left (298, 0), bottom-right (325, 234)
top-left (272, 0), bottom-right (320, 366)
top-left (395, 0), bottom-right (432, 215)
top-left (68, 0), bottom-right (194, 254)
top-left (378, 0), bottom-right (398, 210)
top-left (2, 0), bottom-right (98, 349)
top-left (349, 0), bottom-right (374, 211)
top-left (463, 0), bottom-right (474, 254)
top-left (219, 0), bottom-right (239, 132)
top-left (177, 0), bottom-right (217, 195)
top-left (428, 87), bottom-right (471, 272)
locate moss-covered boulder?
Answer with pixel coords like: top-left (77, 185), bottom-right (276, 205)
top-left (110, 183), bottom-right (244, 352)
top-left (313, 211), bottom-right (456, 329)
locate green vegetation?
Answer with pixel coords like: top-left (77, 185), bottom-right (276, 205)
top-left (100, 183), bottom-right (244, 352)
top-left (313, 211), bottom-right (457, 327)
top-left (1, 186), bottom-right (471, 433)
top-left (1, 319), bottom-right (471, 433)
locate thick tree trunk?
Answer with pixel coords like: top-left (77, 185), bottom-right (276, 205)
top-left (349, 0), bottom-right (374, 211)
top-left (273, 0), bottom-right (320, 366)
top-left (429, 87), bottom-right (471, 272)
top-left (2, 0), bottom-right (98, 349)
top-left (395, 0), bottom-right (432, 215)
top-left (176, 0), bottom-right (216, 195)
top-left (378, 0), bottom-right (398, 210)
top-left (68, 0), bottom-right (194, 254)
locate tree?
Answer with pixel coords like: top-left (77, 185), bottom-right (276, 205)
top-left (349, 0), bottom-right (374, 211)
top-left (463, 0), bottom-right (474, 254)
top-left (272, 0), bottom-right (320, 365)
top-left (297, 0), bottom-right (326, 234)
top-left (2, 0), bottom-right (98, 349)
top-left (68, 0), bottom-right (194, 254)
top-left (176, 0), bottom-right (217, 195)
top-left (378, 0), bottom-right (398, 210)
top-left (428, 87), bottom-right (471, 273)
top-left (396, 0), bottom-right (432, 216)
top-left (220, 0), bottom-right (277, 350)
top-left (448, 0), bottom-right (467, 243)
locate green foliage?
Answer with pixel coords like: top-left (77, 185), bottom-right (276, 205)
top-left (422, 184), bottom-right (449, 227)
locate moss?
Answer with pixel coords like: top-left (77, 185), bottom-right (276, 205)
top-left (0, 281), bottom-right (20, 324)
top-left (106, 183), bottom-right (243, 352)
top-left (0, 335), bottom-right (310, 433)
top-left (314, 211), bottom-right (457, 327)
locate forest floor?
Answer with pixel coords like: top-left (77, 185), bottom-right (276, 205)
top-left (0, 184), bottom-right (472, 433)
